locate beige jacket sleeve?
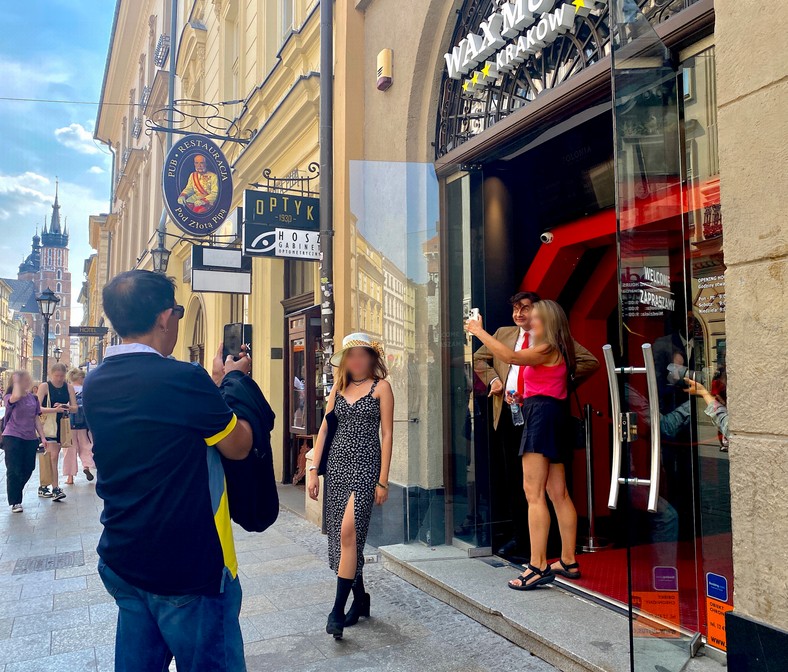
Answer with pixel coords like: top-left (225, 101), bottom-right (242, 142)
top-left (573, 340), bottom-right (600, 386)
top-left (473, 341), bottom-right (499, 388)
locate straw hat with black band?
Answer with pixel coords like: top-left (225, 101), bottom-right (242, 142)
top-left (329, 332), bottom-right (384, 367)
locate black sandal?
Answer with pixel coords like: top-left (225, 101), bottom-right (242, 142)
top-left (552, 558), bottom-right (581, 580)
top-left (508, 564), bottom-right (555, 591)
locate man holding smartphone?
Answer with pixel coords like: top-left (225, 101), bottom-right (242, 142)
top-left (83, 270), bottom-right (253, 672)
top-left (473, 291), bottom-right (599, 560)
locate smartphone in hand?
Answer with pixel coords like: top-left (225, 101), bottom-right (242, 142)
top-left (223, 323), bottom-right (253, 360)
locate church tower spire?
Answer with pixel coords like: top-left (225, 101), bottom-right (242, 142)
top-left (40, 178), bottom-right (69, 249)
top-left (50, 178), bottom-right (62, 234)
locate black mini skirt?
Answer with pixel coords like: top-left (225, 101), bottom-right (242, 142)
top-left (519, 395), bottom-right (569, 463)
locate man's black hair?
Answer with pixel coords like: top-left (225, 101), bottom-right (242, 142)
top-left (103, 270), bottom-right (176, 338)
top-left (509, 291), bottom-right (541, 305)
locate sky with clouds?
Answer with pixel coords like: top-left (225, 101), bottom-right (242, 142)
top-left (0, 1), bottom-right (116, 324)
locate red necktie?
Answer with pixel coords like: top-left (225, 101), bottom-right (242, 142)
top-left (516, 332), bottom-right (529, 398)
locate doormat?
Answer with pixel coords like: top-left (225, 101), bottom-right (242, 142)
top-left (476, 557), bottom-right (506, 568)
top-left (13, 551), bottom-right (85, 575)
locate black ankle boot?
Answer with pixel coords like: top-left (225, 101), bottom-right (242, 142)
top-left (326, 609), bottom-right (345, 639)
top-left (344, 592), bottom-right (371, 627)
top-left (327, 576), bottom-right (353, 639)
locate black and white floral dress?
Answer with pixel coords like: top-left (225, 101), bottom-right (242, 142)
top-left (326, 379), bottom-right (381, 578)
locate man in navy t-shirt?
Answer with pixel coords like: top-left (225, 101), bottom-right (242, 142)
top-left (83, 270), bottom-right (253, 672)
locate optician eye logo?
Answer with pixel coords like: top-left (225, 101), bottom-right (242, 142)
top-left (163, 134), bottom-right (233, 236)
top-left (247, 230), bottom-right (277, 254)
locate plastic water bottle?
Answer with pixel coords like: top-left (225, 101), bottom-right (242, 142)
top-left (509, 391), bottom-right (524, 426)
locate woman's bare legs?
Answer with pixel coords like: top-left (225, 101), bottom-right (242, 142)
top-left (509, 454), bottom-right (551, 588)
top-left (545, 463), bottom-right (578, 569)
top-left (338, 492), bottom-right (358, 579)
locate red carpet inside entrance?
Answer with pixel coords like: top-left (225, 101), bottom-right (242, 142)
top-left (563, 534), bottom-right (733, 636)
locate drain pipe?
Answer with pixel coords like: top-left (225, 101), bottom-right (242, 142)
top-left (319, 0), bottom-right (335, 388)
top-left (155, 0), bottom-right (179, 267)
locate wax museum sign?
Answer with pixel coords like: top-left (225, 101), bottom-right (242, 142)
top-left (162, 134), bottom-right (233, 236)
top-left (444, 0), bottom-right (606, 90)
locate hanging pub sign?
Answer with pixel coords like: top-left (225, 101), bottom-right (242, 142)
top-left (443, 0), bottom-right (606, 90)
top-left (243, 189), bottom-right (320, 260)
top-left (162, 134), bottom-right (233, 236)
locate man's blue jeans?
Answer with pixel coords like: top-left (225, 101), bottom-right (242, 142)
top-left (98, 560), bottom-right (246, 672)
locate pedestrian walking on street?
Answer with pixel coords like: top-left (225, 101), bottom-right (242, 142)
top-left (83, 270), bottom-right (254, 672)
top-left (37, 363), bottom-right (77, 502)
top-left (467, 301), bottom-right (581, 590)
top-left (63, 368), bottom-right (95, 484)
top-left (308, 333), bottom-right (394, 640)
top-left (2, 371), bottom-right (49, 513)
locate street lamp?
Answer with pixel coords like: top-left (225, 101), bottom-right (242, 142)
top-left (53, 346), bottom-right (62, 363)
top-left (151, 242), bottom-right (171, 274)
top-left (36, 287), bottom-right (60, 382)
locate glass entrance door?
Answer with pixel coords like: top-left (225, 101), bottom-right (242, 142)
top-left (607, 1), bottom-right (700, 669)
top-left (444, 168), bottom-right (491, 551)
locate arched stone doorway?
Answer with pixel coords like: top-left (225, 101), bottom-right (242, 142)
top-left (184, 296), bottom-right (206, 367)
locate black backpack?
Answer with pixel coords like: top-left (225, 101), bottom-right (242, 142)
top-left (218, 371), bottom-right (279, 533)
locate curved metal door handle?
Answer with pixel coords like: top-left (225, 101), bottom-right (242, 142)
top-left (641, 343), bottom-right (661, 513)
top-left (602, 345), bottom-right (622, 509)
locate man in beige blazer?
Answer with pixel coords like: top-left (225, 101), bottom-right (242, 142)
top-left (474, 291), bottom-right (600, 559)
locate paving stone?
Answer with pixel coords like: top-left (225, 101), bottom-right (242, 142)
top-left (0, 632), bottom-right (51, 665)
top-left (19, 576), bottom-right (87, 599)
top-left (53, 589), bottom-right (113, 611)
top-left (239, 593), bottom-right (278, 618)
top-left (51, 623), bottom-right (116, 655)
top-left (4, 647), bottom-right (97, 672)
top-left (0, 618), bottom-right (13, 641)
top-left (244, 634), bottom-right (327, 672)
top-left (239, 553), bottom-right (324, 578)
top-left (11, 606), bottom-right (90, 638)
top-left (88, 602), bottom-right (117, 625)
top-left (93, 644), bottom-right (114, 672)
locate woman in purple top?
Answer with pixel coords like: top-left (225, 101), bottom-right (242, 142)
top-left (2, 371), bottom-right (48, 512)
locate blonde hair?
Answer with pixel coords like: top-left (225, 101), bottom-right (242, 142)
top-left (532, 300), bottom-right (576, 374)
top-left (49, 362), bottom-right (67, 375)
top-left (68, 368), bottom-right (85, 383)
top-left (7, 370), bottom-right (32, 396)
top-left (335, 347), bottom-right (388, 394)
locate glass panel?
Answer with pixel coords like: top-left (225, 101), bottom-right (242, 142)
top-left (290, 337), bottom-right (306, 431)
top-left (610, 1), bottom-right (698, 668)
top-left (444, 170), bottom-right (489, 549)
top-left (682, 46), bottom-right (733, 652)
top-left (347, 161), bottom-right (443, 547)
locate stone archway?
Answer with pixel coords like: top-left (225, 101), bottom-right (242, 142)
top-left (183, 295), bottom-right (206, 367)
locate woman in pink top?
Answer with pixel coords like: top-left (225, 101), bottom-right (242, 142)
top-left (467, 300), bottom-right (580, 591)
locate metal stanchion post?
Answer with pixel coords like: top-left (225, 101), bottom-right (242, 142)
top-left (581, 403), bottom-right (609, 552)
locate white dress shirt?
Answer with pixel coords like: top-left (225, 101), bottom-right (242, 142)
top-left (104, 343), bottom-right (164, 359)
top-left (504, 329), bottom-right (528, 393)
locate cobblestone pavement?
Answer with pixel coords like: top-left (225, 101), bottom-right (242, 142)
top-left (0, 463), bottom-right (557, 672)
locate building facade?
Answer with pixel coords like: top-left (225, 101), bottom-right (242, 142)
top-left (324, 0), bottom-right (787, 669)
top-left (91, 0), bottom-right (321, 480)
top-left (0, 281), bottom-right (35, 389)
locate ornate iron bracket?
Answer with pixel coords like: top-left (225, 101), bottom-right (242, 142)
top-left (145, 98), bottom-right (255, 145)
top-left (248, 162), bottom-right (320, 196)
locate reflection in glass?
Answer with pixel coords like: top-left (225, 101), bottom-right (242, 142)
top-left (348, 161), bottom-right (443, 546)
top-left (610, 0), bottom-right (697, 667)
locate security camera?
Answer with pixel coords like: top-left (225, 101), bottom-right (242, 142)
top-left (540, 231), bottom-right (554, 244)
